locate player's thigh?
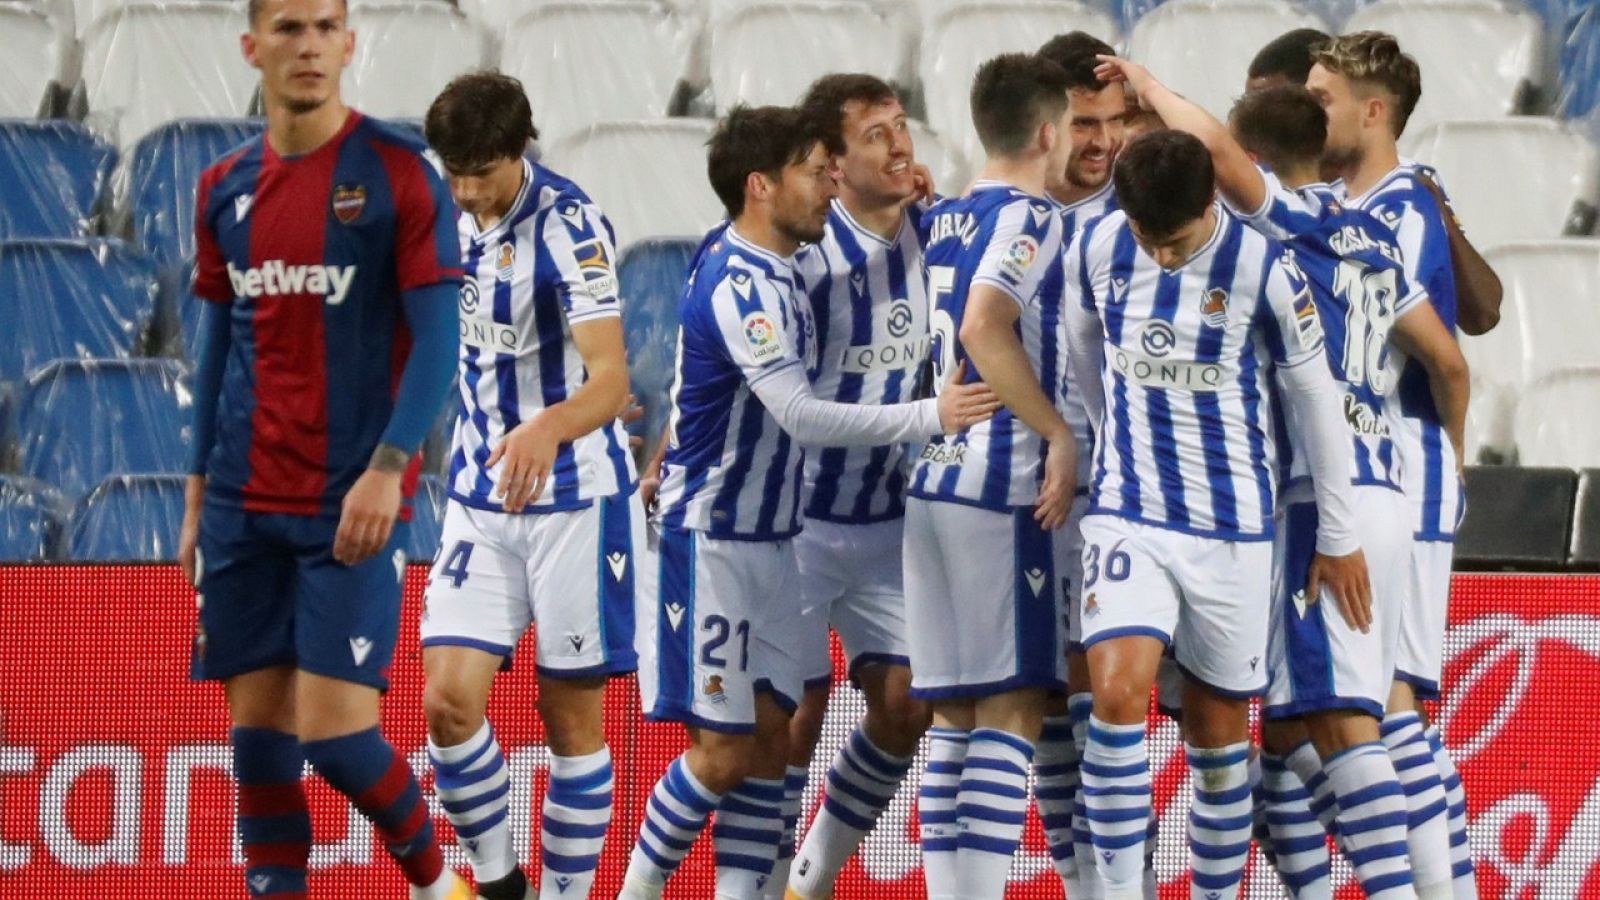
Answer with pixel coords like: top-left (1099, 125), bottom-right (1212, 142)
top-left (1078, 515), bottom-right (1182, 652)
top-left (527, 493), bottom-right (643, 679)
top-left (421, 644), bottom-right (504, 741)
top-left (536, 674), bottom-right (608, 757)
top-left (793, 520), bottom-right (851, 685)
top-left (901, 498), bottom-right (959, 694)
top-left (287, 514), bottom-right (410, 692)
top-left (192, 504), bottom-right (298, 683)
top-left (420, 503), bottom-right (532, 658)
top-left (1396, 537), bottom-right (1454, 700)
top-left (826, 517), bottom-right (912, 681)
top-left (1170, 534), bottom-right (1273, 698)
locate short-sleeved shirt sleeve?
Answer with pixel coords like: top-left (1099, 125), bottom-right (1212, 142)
top-left (542, 196), bottom-right (623, 325)
top-left (972, 198), bottom-right (1062, 308)
top-left (1238, 167), bottom-right (1327, 242)
top-left (709, 270), bottom-right (804, 386)
top-left (1260, 248), bottom-right (1325, 369)
top-left (191, 168), bottom-right (232, 303)
top-left (382, 146), bottom-right (465, 292)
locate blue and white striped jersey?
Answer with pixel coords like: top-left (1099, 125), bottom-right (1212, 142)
top-left (1040, 183), bottom-right (1120, 487)
top-left (1068, 206), bottom-right (1324, 541)
top-left (1341, 164), bottom-right (1464, 540)
top-left (1237, 169), bottom-right (1424, 496)
top-left (909, 181), bottom-right (1066, 510)
top-left (448, 158), bottom-right (635, 513)
top-left (657, 225), bottom-right (817, 540)
top-left (794, 199), bottom-right (929, 524)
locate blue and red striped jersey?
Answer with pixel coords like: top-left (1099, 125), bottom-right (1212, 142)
top-left (192, 111), bottom-right (463, 517)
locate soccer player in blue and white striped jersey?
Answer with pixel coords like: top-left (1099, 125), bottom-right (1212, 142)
top-left (778, 74), bottom-right (935, 900)
top-left (903, 54), bottom-right (1083, 900)
top-left (622, 105), bottom-right (996, 900)
top-left (1063, 130), bottom-right (1369, 900)
top-left (1312, 32), bottom-right (1494, 897)
top-left (417, 73), bottom-right (642, 900)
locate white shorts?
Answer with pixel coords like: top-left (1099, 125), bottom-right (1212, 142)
top-left (1077, 514), bottom-right (1273, 696)
top-left (903, 498), bottom-right (1066, 699)
top-left (1265, 488), bottom-right (1412, 719)
top-left (794, 516), bottom-right (909, 685)
top-left (419, 494), bottom-right (644, 678)
top-left (1397, 537), bottom-right (1454, 699)
top-left (639, 527), bottom-right (807, 733)
top-left (1059, 495), bottom-right (1090, 651)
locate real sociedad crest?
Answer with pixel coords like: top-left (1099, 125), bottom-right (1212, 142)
top-left (332, 184), bottom-right (367, 224)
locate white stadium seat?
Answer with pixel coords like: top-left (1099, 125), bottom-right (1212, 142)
top-left (542, 119), bottom-right (723, 248)
top-left (920, 0), bottom-right (1119, 170)
top-left (1465, 374), bottom-right (1513, 463)
top-left (80, 1), bottom-right (257, 149)
top-left (1126, 0), bottom-right (1325, 122)
top-left (0, 1), bottom-right (69, 117)
top-left (1514, 366), bottom-right (1600, 467)
top-left (1401, 118), bottom-right (1600, 250)
top-left (709, 1), bottom-right (900, 111)
top-left (503, 2), bottom-right (692, 142)
top-left (1346, 0), bottom-right (1543, 138)
top-left (1484, 239), bottom-right (1600, 388)
top-left (344, 1), bottom-right (486, 119)
top-left (908, 120), bottom-right (970, 199)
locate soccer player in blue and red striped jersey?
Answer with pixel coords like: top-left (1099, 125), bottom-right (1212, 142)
top-left (177, 1), bottom-right (468, 898)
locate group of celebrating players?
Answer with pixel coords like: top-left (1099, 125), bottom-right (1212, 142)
top-left (176, 0), bottom-right (1504, 898)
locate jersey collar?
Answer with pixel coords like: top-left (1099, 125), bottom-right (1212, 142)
top-left (1050, 179), bottom-right (1114, 214)
top-left (830, 197), bottom-right (909, 249)
top-left (725, 224), bottom-right (795, 274)
top-left (467, 157), bottom-right (535, 243)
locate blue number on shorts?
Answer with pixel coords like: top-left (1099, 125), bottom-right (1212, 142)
top-left (701, 615), bottom-right (750, 671)
top-left (441, 541), bottom-right (474, 588)
top-left (1083, 543), bottom-right (1132, 589)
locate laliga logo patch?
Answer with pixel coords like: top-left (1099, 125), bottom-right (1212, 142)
top-left (887, 300), bottom-right (914, 338)
top-left (742, 311), bottom-right (783, 365)
top-left (331, 183), bottom-right (366, 225)
top-left (574, 238), bottom-right (619, 300)
top-left (1140, 320), bottom-right (1177, 358)
top-left (495, 241), bottom-right (515, 282)
top-left (998, 235), bottom-right (1038, 285)
top-left (1200, 287), bottom-right (1229, 327)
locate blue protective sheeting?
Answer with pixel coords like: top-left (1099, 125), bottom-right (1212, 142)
top-left (66, 474), bottom-right (186, 562)
top-left (618, 238), bottom-right (695, 450)
top-left (406, 474), bottom-right (446, 563)
top-left (0, 238), bottom-right (159, 381)
top-left (0, 475), bottom-right (66, 561)
top-left (0, 120), bottom-right (116, 239)
top-left (126, 118), bottom-right (265, 268)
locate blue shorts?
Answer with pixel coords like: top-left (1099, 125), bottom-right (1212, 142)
top-left (189, 501), bottom-right (411, 690)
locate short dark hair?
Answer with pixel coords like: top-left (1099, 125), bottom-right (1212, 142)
top-left (970, 53), bottom-right (1072, 157)
top-left (248, 0), bottom-right (347, 26)
top-left (1229, 84), bottom-right (1327, 172)
top-left (1113, 130), bottom-right (1215, 239)
top-left (1313, 31), bottom-right (1422, 136)
top-left (707, 105), bottom-right (826, 219)
top-left (1246, 28), bottom-right (1333, 85)
top-left (424, 71), bottom-right (539, 172)
top-left (1037, 31), bottom-right (1116, 93)
top-left (798, 73), bottom-right (899, 156)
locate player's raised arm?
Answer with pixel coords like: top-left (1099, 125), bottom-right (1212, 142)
top-left (1414, 170), bottom-right (1503, 335)
top-left (1095, 55), bottom-right (1269, 215)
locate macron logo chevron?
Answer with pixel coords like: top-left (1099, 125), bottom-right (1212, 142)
top-left (248, 873), bottom-right (272, 894)
top-left (349, 636), bottom-right (373, 666)
top-left (235, 193), bottom-right (254, 222)
top-left (606, 551), bottom-right (628, 581)
top-left (556, 874), bottom-right (573, 892)
top-left (1025, 567), bottom-right (1047, 597)
top-left (665, 603), bottom-right (686, 631)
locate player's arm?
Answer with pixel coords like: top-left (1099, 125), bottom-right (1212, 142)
top-left (1062, 230), bottom-right (1107, 428)
top-left (1390, 296), bottom-right (1470, 471)
top-left (1415, 171), bottom-right (1503, 335)
top-left (179, 173), bottom-right (233, 586)
top-left (1095, 55), bottom-right (1268, 215)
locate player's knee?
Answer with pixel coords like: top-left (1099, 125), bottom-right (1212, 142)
top-left (866, 688), bottom-right (929, 756)
top-left (537, 693), bottom-right (605, 757)
top-left (422, 679), bottom-right (487, 746)
top-left (690, 743), bottom-right (754, 795)
top-left (1091, 678), bottom-right (1149, 725)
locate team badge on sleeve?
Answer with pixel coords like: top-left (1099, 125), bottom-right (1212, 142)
top-left (998, 235), bottom-right (1039, 285)
top-left (331, 184), bottom-right (367, 224)
top-left (742, 311), bottom-right (784, 365)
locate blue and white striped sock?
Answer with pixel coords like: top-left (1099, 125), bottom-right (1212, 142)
top-left (1068, 693), bottom-right (1103, 898)
top-left (918, 728), bottom-right (967, 900)
top-left (790, 728), bottom-right (911, 897)
top-left (1381, 712), bottom-right (1453, 895)
top-left (427, 721), bottom-right (515, 884)
top-left (1082, 716), bottom-right (1149, 894)
top-left (540, 747), bottom-right (613, 898)
top-left (1034, 714), bottom-right (1080, 888)
top-left (768, 765), bottom-right (807, 897)
top-left (713, 776), bottom-right (785, 897)
top-left (1286, 741), bottom-right (1340, 837)
top-left (1249, 753), bottom-right (1274, 867)
top-left (1187, 742), bottom-right (1253, 900)
top-left (1325, 742), bottom-right (1416, 900)
top-left (955, 728), bottom-right (1034, 900)
top-left (1425, 725), bottom-right (1478, 896)
top-left (1261, 749), bottom-right (1332, 899)
top-left (625, 754), bottom-right (722, 888)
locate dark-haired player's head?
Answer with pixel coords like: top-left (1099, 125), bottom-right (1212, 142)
top-left (799, 73), bottom-right (916, 208)
top-left (1038, 31), bottom-right (1127, 194)
top-left (1228, 84), bottom-right (1327, 183)
top-left (424, 71), bottom-right (539, 219)
top-left (244, 0), bottom-right (353, 115)
top-left (1245, 27), bottom-right (1332, 92)
top-left (1122, 105), bottom-right (1163, 142)
top-left (708, 105), bottom-right (838, 247)
top-left (1308, 31), bottom-right (1422, 171)
top-left (1113, 130), bottom-right (1216, 268)
top-left (969, 53), bottom-right (1073, 188)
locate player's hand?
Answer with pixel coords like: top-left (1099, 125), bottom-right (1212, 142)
top-left (1307, 548), bottom-right (1373, 633)
top-left (935, 360), bottom-right (1002, 432)
top-left (1093, 55), bottom-right (1157, 107)
top-left (640, 472), bottom-right (662, 514)
top-left (334, 469), bottom-right (402, 566)
top-left (1034, 434), bottom-right (1077, 530)
top-left (619, 393), bottom-right (646, 451)
top-left (179, 475), bottom-right (205, 587)
top-left (487, 414), bottom-right (561, 512)
top-left (911, 163), bottom-right (937, 203)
